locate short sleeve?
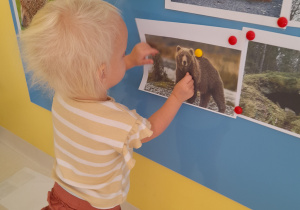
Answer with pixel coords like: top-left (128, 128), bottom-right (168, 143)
top-left (122, 110), bottom-right (153, 169)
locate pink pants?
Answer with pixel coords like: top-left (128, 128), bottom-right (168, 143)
top-left (42, 183), bottom-right (121, 210)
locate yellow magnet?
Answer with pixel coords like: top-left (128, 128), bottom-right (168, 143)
top-left (195, 49), bottom-right (203, 57)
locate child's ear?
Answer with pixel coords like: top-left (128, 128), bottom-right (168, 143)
top-left (98, 64), bottom-right (107, 81)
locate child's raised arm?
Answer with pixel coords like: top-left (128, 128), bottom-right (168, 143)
top-left (125, 43), bottom-right (159, 70)
top-left (141, 73), bottom-right (194, 143)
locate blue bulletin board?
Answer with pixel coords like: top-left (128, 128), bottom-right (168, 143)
top-left (9, 0), bottom-right (300, 209)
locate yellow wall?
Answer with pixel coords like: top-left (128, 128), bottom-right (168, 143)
top-left (0, 0), bottom-right (54, 156)
top-left (0, 1), bottom-right (248, 209)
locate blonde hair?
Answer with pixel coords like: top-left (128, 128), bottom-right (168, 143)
top-left (20, 0), bottom-right (121, 99)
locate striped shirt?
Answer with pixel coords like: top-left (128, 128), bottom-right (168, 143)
top-left (51, 94), bottom-right (153, 209)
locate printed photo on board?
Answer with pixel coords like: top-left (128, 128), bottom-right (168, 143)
top-left (15, 0), bottom-right (48, 30)
top-left (11, 0), bottom-right (53, 111)
top-left (171, 0), bottom-right (283, 17)
top-left (165, 0), bottom-right (290, 28)
top-left (143, 35), bottom-right (241, 117)
top-left (136, 19), bottom-right (245, 118)
top-left (290, 0), bottom-right (300, 22)
top-left (239, 30), bottom-right (300, 138)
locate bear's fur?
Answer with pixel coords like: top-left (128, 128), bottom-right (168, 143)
top-left (175, 46), bottom-right (201, 103)
top-left (196, 56), bottom-right (226, 113)
top-left (175, 45), bottom-right (226, 113)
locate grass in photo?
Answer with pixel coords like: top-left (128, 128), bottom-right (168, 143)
top-left (144, 34), bottom-right (241, 116)
top-left (240, 41), bottom-right (300, 135)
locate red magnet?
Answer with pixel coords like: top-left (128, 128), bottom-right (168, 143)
top-left (246, 31), bottom-right (255, 41)
top-left (277, 17), bottom-right (288, 28)
top-left (234, 106), bottom-right (243, 114)
top-left (228, 36), bottom-right (237, 45)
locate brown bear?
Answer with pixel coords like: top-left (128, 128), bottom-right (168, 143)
top-left (175, 45), bottom-right (226, 113)
top-left (196, 56), bottom-right (226, 113)
top-left (175, 46), bottom-right (201, 104)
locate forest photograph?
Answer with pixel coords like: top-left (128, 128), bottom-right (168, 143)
top-left (142, 34), bottom-right (241, 116)
top-left (290, 0), bottom-right (300, 22)
top-left (170, 0), bottom-right (283, 18)
top-left (240, 41), bottom-right (300, 136)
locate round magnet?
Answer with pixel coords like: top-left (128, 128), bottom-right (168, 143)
top-left (195, 49), bottom-right (203, 57)
top-left (246, 31), bottom-right (255, 41)
top-left (277, 17), bottom-right (288, 28)
top-left (228, 36), bottom-right (237, 45)
top-left (234, 106), bottom-right (243, 114)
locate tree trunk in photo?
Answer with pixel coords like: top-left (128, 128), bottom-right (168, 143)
top-left (152, 53), bottom-right (164, 81)
top-left (259, 44), bottom-right (267, 73)
top-left (296, 57), bottom-right (300, 72)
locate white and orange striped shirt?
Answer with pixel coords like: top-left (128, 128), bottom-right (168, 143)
top-left (51, 94), bottom-right (153, 209)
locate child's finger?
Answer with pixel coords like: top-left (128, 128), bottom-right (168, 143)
top-left (184, 72), bottom-right (190, 78)
top-left (141, 59), bottom-right (154, 65)
top-left (183, 73), bottom-right (193, 83)
top-left (140, 43), bottom-right (159, 55)
top-left (187, 76), bottom-right (194, 84)
top-left (147, 47), bottom-right (159, 54)
top-left (177, 73), bottom-right (192, 87)
top-left (188, 81), bottom-right (194, 89)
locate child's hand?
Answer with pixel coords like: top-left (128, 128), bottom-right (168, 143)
top-left (125, 42), bottom-right (159, 69)
top-left (172, 73), bottom-right (195, 103)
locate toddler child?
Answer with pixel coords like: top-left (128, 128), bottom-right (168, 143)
top-left (20, 0), bottom-right (194, 209)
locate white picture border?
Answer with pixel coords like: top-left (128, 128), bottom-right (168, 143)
top-left (11, 0), bottom-right (21, 33)
top-left (238, 27), bottom-right (300, 138)
top-left (136, 18), bottom-right (247, 118)
top-left (165, 0), bottom-right (293, 28)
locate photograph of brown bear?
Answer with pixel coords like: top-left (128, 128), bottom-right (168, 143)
top-left (240, 41), bottom-right (300, 136)
top-left (175, 46), bottom-right (201, 104)
top-left (144, 34), bottom-right (241, 116)
top-left (175, 46), bottom-right (226, 112)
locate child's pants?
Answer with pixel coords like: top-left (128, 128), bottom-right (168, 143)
top-left (42, 182), bottom-right (121, 210)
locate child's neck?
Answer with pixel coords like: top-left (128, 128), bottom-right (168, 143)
top-left (74, 95), bottom-right (110, 101)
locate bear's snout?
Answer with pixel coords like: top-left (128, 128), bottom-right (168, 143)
top-left (182, 55), bottom-right (188, 66)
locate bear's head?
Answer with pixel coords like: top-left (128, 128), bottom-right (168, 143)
top-left (175, 45), bottom-right (195, 70)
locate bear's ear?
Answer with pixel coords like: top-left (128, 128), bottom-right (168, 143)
top-left (176, 45), bottom-right (181, 52)
top-left (189, 48), bottom-right (194, 55)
